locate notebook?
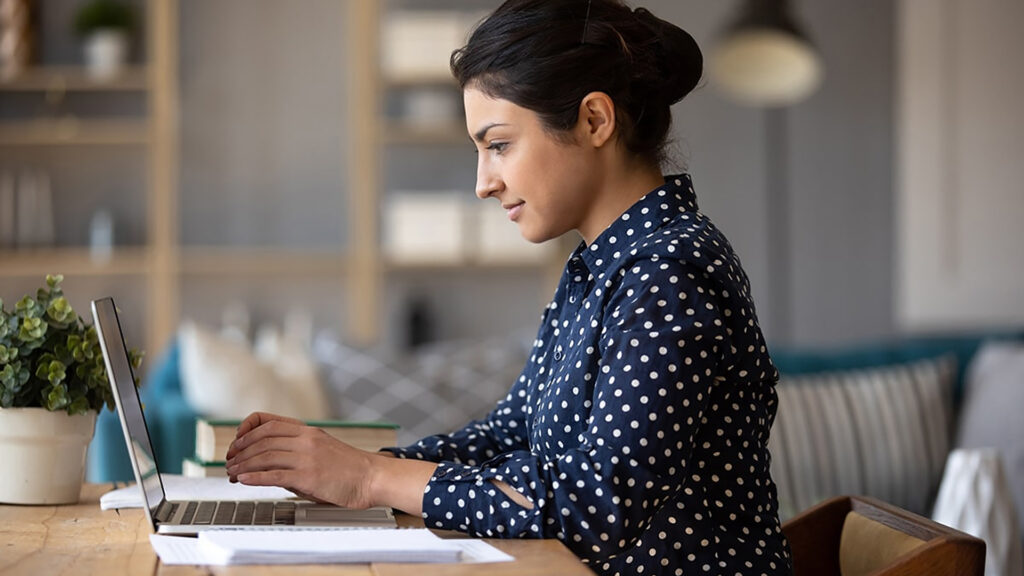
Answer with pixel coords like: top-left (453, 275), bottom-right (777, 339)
top-left (91, 297), bottom-right (396, 535)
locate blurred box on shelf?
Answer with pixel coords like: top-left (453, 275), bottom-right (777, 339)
top-left (381, 11), bottom-right (485, 80)
top-left (383, 191), bottom-right (468, 265)
top-left (474, 202), bottom-right (554, 264)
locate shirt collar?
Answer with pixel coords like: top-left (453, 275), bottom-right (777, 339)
top-left (576, 173), bottom-right (699, 272)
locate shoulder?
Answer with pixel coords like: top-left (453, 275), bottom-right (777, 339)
top-left (609, 212), bottom-right (746, 294)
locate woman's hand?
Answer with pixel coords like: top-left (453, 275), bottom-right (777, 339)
top-left (224, 411), bottom-right (437, 514)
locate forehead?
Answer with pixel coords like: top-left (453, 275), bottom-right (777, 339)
top-left (463, 88), bottom-right (533, 131)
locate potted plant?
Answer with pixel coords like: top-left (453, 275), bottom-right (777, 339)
top-left (73, 0), bottom-right (134, 80)
top-left (0, 275), bottom-right (142, 504)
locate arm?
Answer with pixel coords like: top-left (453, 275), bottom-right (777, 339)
top-left (225, 412), bottom-right (438, 514)
top-left (417, 260), bottom-right (728, 560)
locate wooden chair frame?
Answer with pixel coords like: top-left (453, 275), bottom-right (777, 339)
top-left (782, 495), bottom-right (986, 576)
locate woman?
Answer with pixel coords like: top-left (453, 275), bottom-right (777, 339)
top-left (226, 1), bottom-right (793, 574)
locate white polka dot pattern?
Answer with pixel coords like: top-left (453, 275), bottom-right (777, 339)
top-left (385, 175), bottom-right (792, 576)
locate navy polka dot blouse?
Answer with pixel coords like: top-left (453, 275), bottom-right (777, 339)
top-left (385, 175), bottom-right (793, 576)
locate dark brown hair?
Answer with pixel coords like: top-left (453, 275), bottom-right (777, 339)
top-left (451, 0), bottom-right (702, 167)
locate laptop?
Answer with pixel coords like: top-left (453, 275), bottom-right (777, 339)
top-left (91, 297), bottom-right (397, 535)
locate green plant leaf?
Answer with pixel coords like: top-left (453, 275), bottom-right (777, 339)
top-left (46, 274), bottom-right (63, 289)
top-left (19, 316), bottom-right (47, 343)
top-left (68, 396), bottom-right (90, 415)
top-left (46, 296), bottom-right (76, 326)
top-left (15, 296), bottom-right (39, 319)
top-left (45, 384), bottom-right (69, 411)
top-left (4, 275), bottom-right (143, 414)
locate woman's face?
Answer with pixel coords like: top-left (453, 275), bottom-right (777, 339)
top-left (464, 88), bottom-right (600, 244)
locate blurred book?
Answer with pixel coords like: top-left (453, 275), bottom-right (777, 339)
top-left (182, 456), bottom-right (227, 478)
top-left (195, 418), bottom-right (399, 463)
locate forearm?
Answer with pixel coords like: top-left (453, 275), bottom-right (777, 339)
top-left (368, 453), bottom-right (437, 515)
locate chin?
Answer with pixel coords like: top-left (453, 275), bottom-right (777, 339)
top-left (519, 226), bottom-right (556, 244)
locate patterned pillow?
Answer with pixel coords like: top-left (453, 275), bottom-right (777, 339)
top-left (312, 333), bottom-right (528, 445)
top-left (769, 355), bottom-right (956, 519)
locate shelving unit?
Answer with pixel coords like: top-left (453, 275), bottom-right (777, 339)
top-left (0, 0), bottom-right (176, 357)
top-left (1, 0), bottom-right (563, 358)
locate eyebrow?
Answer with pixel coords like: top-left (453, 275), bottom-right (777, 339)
top-left (471, 123), bottom-right (510, 143)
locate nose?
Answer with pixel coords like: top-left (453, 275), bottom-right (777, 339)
top-left (475, 155), bottom-right (502, 200)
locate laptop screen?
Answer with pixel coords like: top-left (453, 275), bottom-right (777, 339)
top-left (92, 297), bottom-right (166, 528)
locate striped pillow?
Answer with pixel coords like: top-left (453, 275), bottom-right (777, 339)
top-left (769, 356), bottom-right (956, 519)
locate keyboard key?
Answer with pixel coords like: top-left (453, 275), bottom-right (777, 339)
top-left (233, 502), bottom-right (255, 525)
top-left (193, 501), bottom-right (216, 524)
top-left (213, 502), bottom-right (235, 526)
top-left (254, 502), bottom-right (275, 525)
top-left (180, 501), bottom-right (198, 524)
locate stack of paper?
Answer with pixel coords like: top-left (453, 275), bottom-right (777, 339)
top-left (198, 529), bottom-right (462, 564)
top-left (150, 530), bottom-right (515, 566)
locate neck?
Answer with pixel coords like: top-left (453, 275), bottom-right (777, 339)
top-left (577, 160), bottom-right (665, 245)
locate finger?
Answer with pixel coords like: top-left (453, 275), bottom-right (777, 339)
top-left (227, 436), bottom-right (300, 469)
top-left (228, 419), bottom-right (305, 459)
top-left (234, 471), bottom-right (327, 505)
top-left (227, 449), bottom-right (300, 478)
top-left (235, 469), bottom-right (293, 488)
top-left (229, 413), bottom-right (304, 455)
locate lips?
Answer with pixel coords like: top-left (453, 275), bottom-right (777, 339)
top-left (503, 201), bottom-right (525, 222)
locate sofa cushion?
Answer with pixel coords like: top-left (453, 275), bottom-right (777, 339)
top-left (771, 331), bottom-right (1024, 404)
top-left (769, 355), bottom-right (956, 519)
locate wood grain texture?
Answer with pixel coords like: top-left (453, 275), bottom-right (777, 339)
top-left (0, 484), bottom-right (156, 576)
top-left (0, 484), bottom-right (594, 576)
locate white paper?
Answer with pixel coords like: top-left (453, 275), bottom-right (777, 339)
top-left (101, 474), bottom-right (297, 510)
top-left (452, 539), bottom-right (515, 563)
top-left (149, 534), bottom-right (208, 565)
top-left (149, 531), bottom-right (515, 566)
top-left (199, 528), bottom-right (463, 565)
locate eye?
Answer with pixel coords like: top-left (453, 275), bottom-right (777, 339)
top-left (486, 141), bottom-right (509, 154)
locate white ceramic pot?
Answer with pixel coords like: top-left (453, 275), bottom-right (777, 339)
top-left (83, 29), bottom-right (127, 80)
top-left (0, 408), bottom-right (97, 504)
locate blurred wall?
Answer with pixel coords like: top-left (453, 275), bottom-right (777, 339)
top-left (173, 0), bottom-right (900, 349)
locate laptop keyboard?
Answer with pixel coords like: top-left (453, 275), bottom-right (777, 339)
top-left (169, 501), bottom-right (296, 526)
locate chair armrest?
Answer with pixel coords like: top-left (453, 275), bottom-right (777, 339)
top-left (782, 496), bottom-right (852, 576)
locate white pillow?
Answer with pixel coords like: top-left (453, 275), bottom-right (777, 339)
top-left (178, 321), bottom-right (328, 421)
top-left (956, 341), bottom-right (1024, 547)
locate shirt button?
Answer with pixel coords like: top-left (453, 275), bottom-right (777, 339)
top-left (553, 347), bottom-right (564, 361)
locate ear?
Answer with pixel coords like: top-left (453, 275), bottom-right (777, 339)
top-left (577, 91), bottom-right (617, 148)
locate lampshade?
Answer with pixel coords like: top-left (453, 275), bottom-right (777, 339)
top-left (711, 0), bottom-right (823, 107)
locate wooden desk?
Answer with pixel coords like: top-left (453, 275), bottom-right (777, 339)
top-left (0, 484), bottom-right (595, 576)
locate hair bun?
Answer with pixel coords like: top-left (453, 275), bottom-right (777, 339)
top-left (634, 7), bottom-right (703, 105)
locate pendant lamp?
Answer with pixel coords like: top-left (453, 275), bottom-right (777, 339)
top-left (711, 0), bottom-right (822, 107)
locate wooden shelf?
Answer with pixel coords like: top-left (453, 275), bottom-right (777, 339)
top-left (382, 121), bottom-right (469, 145)
top-left (179, 247), bottom-right (349, 277)
top-left (0, 66), bottom-right (149, 92)
top-left (0, 247), bottom-right (149, 277)
top-left (0, 119), bottom-right (149, 146)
